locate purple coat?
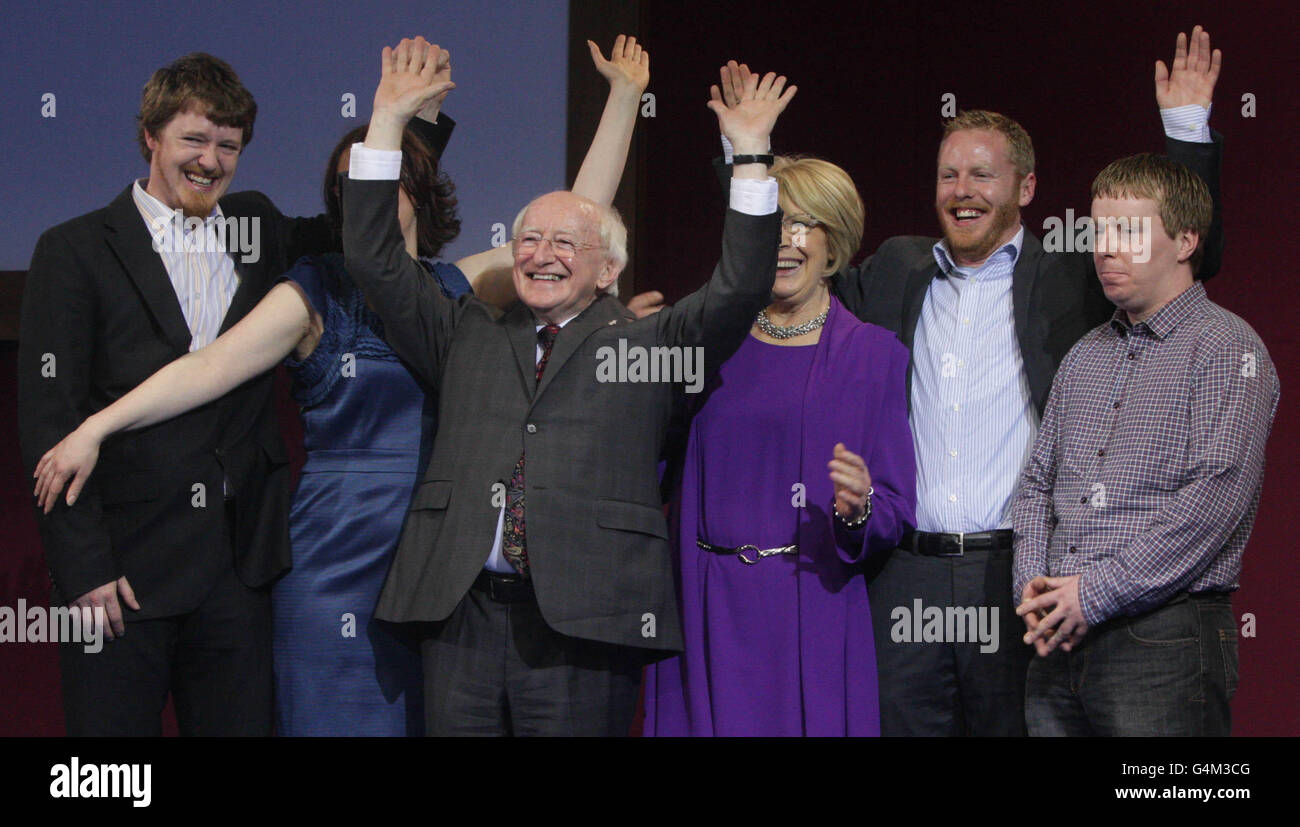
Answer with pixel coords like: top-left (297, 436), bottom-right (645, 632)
top-left (644, 295), bottom-right (916, 736)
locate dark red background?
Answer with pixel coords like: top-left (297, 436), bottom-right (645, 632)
top-left (630, 0), bottom-right (1299, 735)
top-left (2, 0), bottom-right (1295, 735)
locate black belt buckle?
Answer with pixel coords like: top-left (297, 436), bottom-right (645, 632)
top-left (477, 571), bottom-right (532, 603)
top-left (937, 533), bottom-right (965, 557)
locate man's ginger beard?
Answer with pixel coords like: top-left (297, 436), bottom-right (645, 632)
top-left (939, 181), bottom-right (1023, 266)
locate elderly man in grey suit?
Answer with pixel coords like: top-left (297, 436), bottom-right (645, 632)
top-left (342, 37), bottom-right (792, 735)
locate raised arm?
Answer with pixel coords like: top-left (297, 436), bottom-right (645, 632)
top-left (457, 35), bottom-right (651, 304)
top-left (1157, 25), bottom-right (1223, 280)
top-left (33, 282), bottom-right (317, 511)
top-left (346, 38), bottom-right (460, 384)
top-left (655, 64), bottom-right (792, 364)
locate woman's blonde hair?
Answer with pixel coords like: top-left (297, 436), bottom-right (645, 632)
top-left (771, 155), bottom-right (865, 275)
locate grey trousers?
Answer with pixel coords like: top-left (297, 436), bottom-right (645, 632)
top-left (419, 579), bottom-right (643, 736)
top-left (865, 544), bottom-right (1033, 736)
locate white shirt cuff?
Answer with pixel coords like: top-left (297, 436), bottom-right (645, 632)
top-left (729, 177), bottom-right (778, 215)
top-left (1160, 104), bottom-right (1211, 143)
top-left (348, 142), bottom-right (402, 180)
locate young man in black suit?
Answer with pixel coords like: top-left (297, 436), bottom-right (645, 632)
top-left (17, 53), bottom-right (449, 735)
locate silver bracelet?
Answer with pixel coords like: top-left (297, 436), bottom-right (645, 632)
top-left (835, 486), bottom-right (873, 529)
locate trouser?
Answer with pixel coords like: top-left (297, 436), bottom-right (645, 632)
top-left (1025, 592), bottom-right (1237, 736)
top-left (59, 562), bottom-right (274, 736)
top-left (420, 572), bottom-right (644, 737)
top-left (865, 543), bottom-right (1033, 736)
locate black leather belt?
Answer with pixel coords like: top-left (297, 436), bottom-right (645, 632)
top-left (473, 570), bottom-right (534, 603)
top-left (905, 530), bottom-right (1014, 557)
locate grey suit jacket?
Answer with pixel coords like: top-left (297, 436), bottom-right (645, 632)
top-left (343, 178), bottom-right (779, 653)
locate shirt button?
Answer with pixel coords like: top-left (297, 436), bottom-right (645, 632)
top-left (951, 404), bottom-right (960, 412)
top-left (962, 317), bottom-right (971, 325)
top-left (948, 494), bottom-right (958, 502)
top-left (1113, 401), bottom-right (1121, 410)
top-left (1127, 352), bottom-right (1136, 360)
top-left (526, 424), bottom-right (537, 434)
top-left (1096, 449), bottom-right (1105, 457)
top-left (1069, 545), bottom-right (1078, 553)
top-left (949, 450), bottom-right (958, 457)
top-left (1080, 496), bottom-right (1088, 504)
top-left (957, 359), bottom-right (966, 368)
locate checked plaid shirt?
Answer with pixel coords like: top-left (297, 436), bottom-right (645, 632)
top-left (1012, 281), bottom-right (1279, 626)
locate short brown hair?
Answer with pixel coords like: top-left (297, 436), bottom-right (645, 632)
top-left (771, 155), bottom-right (865, 274)
top-left (324, 124), bottom-right (461, 259)
top-left (137, 53), bottom-right (257, 162)
top-left (1091, 152), bottom-right (1212, 275)
top-left (941, 110), bottom-right (1035, 179)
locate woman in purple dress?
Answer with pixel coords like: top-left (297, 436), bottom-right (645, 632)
top-left (643, 70), bottom-right (915, 735)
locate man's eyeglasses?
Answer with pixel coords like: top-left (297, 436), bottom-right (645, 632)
top-left (513, 232), bottom-right (600, 259)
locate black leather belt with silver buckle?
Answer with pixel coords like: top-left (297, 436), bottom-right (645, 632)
top-left (473, 570), bottom-right (534, 603)
top-left (697, 539), bottom-right (798, 565)
top-left (905, 530), bottom-right (1014, 557)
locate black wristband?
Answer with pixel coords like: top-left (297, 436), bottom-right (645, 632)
top-left (731, 154), bottom-right (774, 167)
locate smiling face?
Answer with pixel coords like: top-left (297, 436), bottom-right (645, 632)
top-left (935, 129), bottom-right (1035, 266)
top-left (1092, 194), bottom-right (1197, 323)
top-left (774, 207), bottom-right (835, 308)
top-left (144, 108), bottom-right (244, 217)
top-left (512, 192), bottom-right (620, 324)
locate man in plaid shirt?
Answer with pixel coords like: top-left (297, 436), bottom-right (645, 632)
top-left (1011, 153), bottom-right (1279, 736)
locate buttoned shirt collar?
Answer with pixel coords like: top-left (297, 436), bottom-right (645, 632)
top-left (933, 225), bottom-right (1025, 279)
top-left (1109, 280), bottom-right (1206, 340)
top-left (132, 178), bottom-right (224, 232)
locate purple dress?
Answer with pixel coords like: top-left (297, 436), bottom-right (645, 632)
top-left (643, 296), bottom-right (915, 736)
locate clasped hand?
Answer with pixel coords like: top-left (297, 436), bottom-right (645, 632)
top-left (1016, 575), bottom-right (1088, 656)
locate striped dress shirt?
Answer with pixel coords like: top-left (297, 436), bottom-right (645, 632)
top-left (1012, 282), bottom-right (1279, 625)
top-left (132, 180), bottom-right (240, 351)
top-left (912, 226), bottom-right (1032, 532)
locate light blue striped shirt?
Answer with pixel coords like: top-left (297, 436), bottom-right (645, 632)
top-left (132, 180), bottom-right (240, 351)
top-left (912, 226), bottom-right (1030, 533)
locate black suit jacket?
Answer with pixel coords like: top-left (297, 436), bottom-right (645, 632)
top-left (17, 117), bottom-right (455, 618)
top-left (830, 133), bottom-right (1224, 415)
top-left (343, 177), bottom-right (780, 653)
top-left (17, 186), bottom-right (334, 616)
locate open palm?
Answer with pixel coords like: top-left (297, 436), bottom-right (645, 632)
top-left (373, 37), bottom-right (456, 123)
top-left (706, 61), bottom-right (796, 150)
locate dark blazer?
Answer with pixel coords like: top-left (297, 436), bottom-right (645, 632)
top-left (17, 117), bottom-right (456, 619)
top-left (830, 133), bottom-right (1224, 415)
top-left (17, 186), bottom-right (334, 617)
top-left (343, 178), bottom-right (780, 653)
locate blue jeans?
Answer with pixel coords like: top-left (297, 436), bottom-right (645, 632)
top-left (1024, 592), bottom-right (1237, 736)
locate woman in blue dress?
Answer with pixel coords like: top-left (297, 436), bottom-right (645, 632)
top-left (31, 36), bottom-right (652, 735)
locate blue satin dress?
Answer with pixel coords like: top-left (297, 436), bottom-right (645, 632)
top-left (273, 252), bottom-right (471, 736)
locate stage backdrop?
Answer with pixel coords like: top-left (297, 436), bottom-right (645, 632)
top-left (632, 0), bottom-right (1299, 735)
top-left (3, 0), bottom-right (1297, 737)
top-left (0, 0), bottom-right (571, 735)
top-left (0, 0), bottom-right (570, 269)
